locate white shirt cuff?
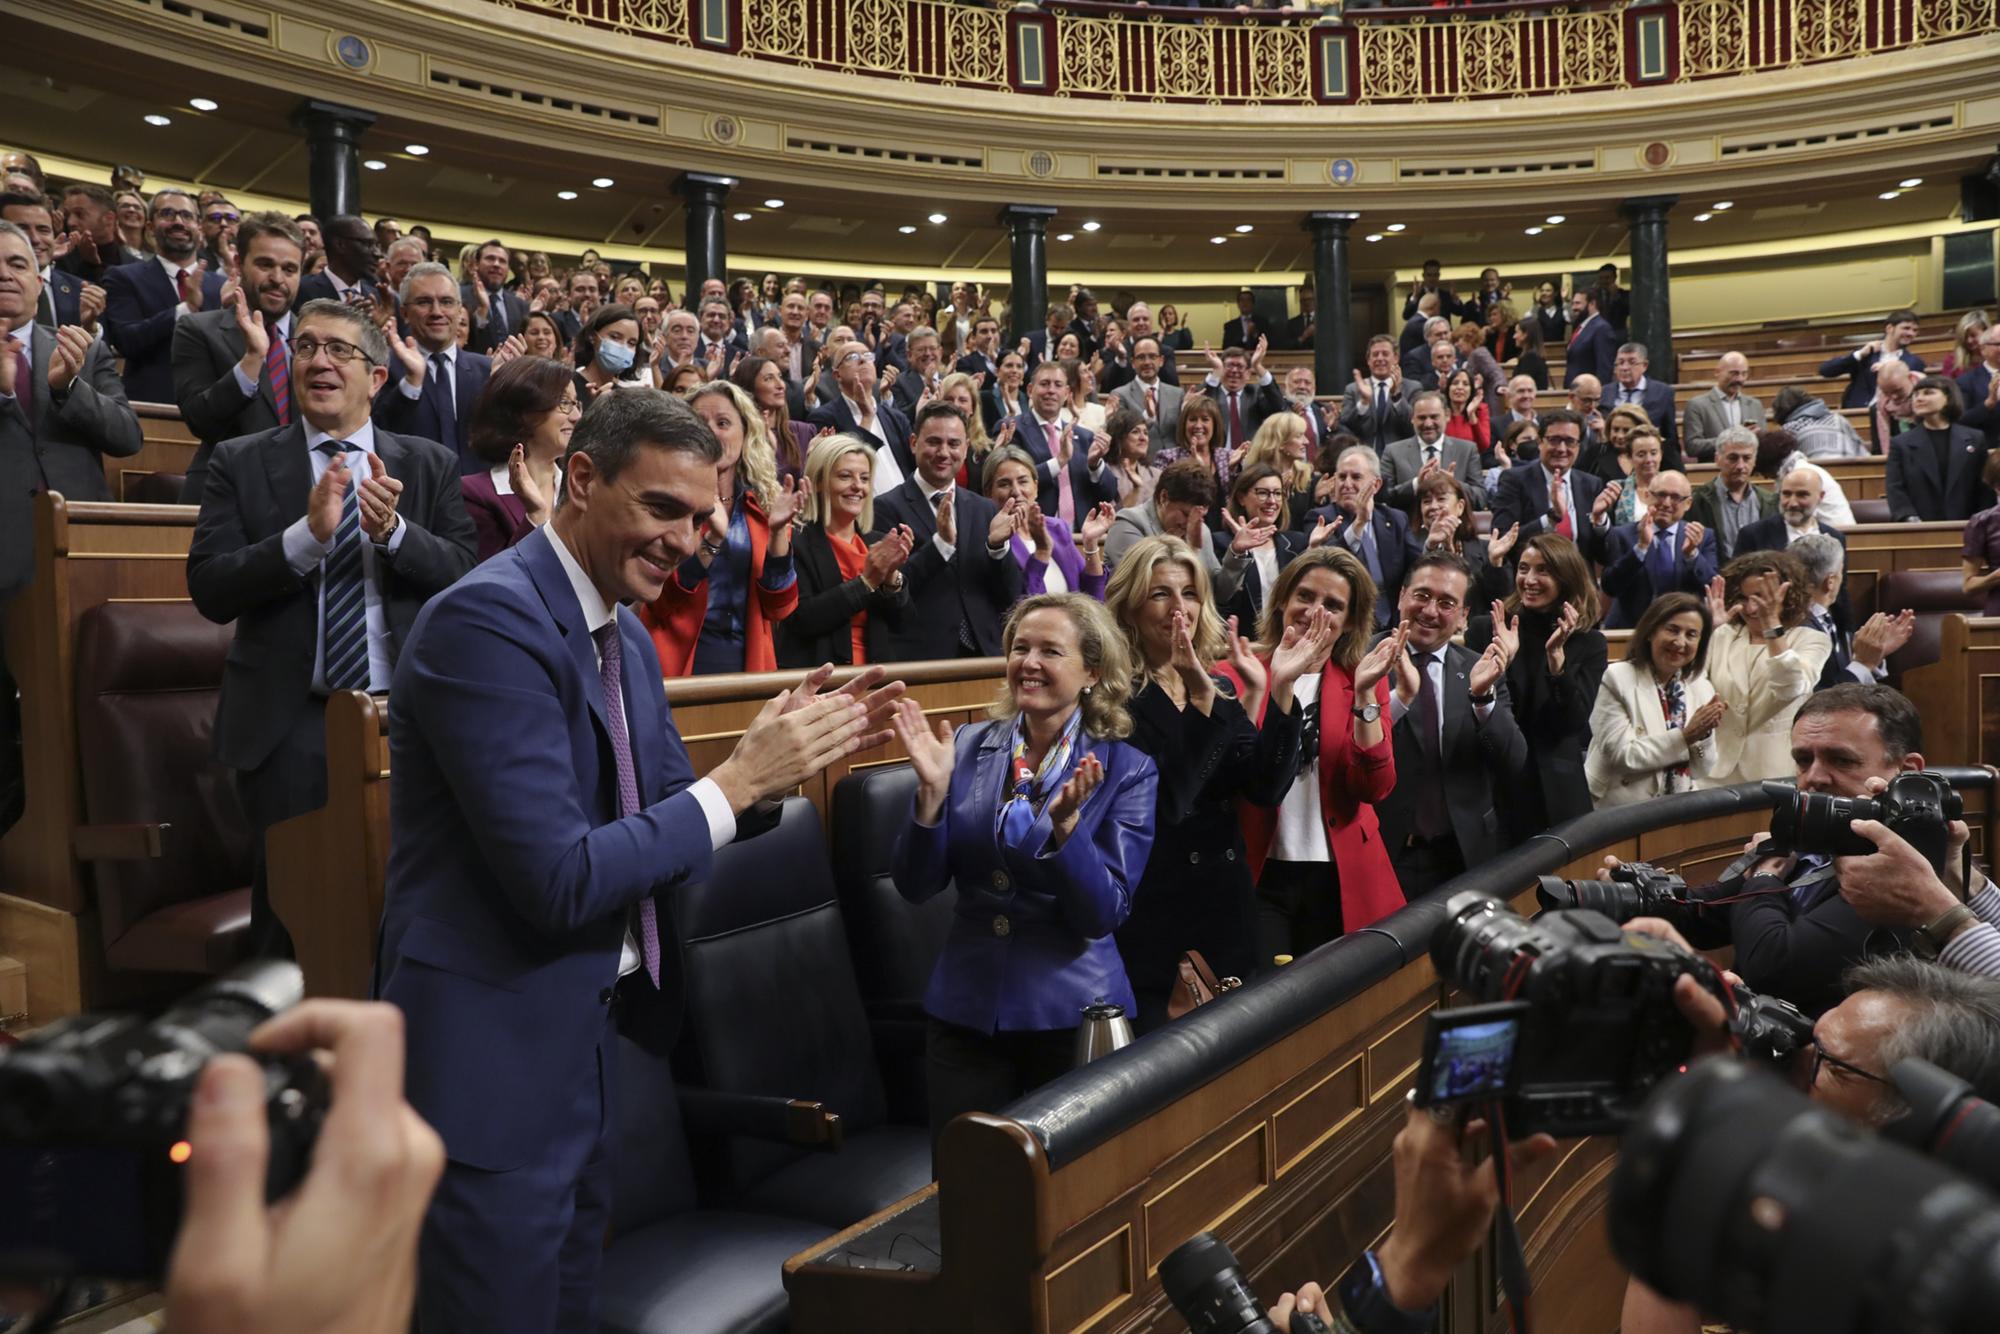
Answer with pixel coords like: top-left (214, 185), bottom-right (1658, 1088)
top-left (1388, 693), bottom-right (1411, 726)
top-left (398, 377), bottom-right (424, 400)
top-left (932, 533), bottom-right (958, 561)
top-left (282, 514), bottom-right (331, 574)
top-left (686, 776), bottom-right (739, 851)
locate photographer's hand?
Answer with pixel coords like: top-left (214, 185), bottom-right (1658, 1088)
top-left (1834, 818), bottom-right (1962, 928)
top-left (166, 1001), bottom-right (444, 1334)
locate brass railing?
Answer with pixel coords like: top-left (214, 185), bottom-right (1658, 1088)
top-left (511, 0), bottom-right (1997, 104)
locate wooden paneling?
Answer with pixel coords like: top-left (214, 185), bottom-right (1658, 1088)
top-left (1047, 1227), bottom-right (1134, 1334)
top-left (1901, 614), bottom-right (2000, 769)
top-left (109, 404), bottom-right (199, 500)
top-left (1844, 520), bottom-right (1967, 617)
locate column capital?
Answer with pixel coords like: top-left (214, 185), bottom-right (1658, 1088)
top-left (1620, 194), bottom-right (1681, 221)
top-left (291, 99), bottom-right (377, 135)
top-left (1303, 211), bottom-right (1361, 234)
top-left (676, 172), bottom-right (734, 202)
top-left (999, 204), bottom-right (1058, 230)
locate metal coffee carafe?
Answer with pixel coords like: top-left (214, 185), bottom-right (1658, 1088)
top-left (1075, 999), bottom-right (1135, 1065)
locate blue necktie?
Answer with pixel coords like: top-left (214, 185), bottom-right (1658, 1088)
top-left (1650, 526), bottom-right (1675, 584)
top-left (318, 442), bottom-right (370, 691)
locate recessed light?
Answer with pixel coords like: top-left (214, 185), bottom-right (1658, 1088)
top-left (143, 114), bottom-right (171, 127)
top-left (898, 225), bottom-right (917, 234)
top-left (1544, 214), bottom-right (1566, 225)
top-left (1694, 212), bottom-right (1714, 222)
top-left (1385, 222), bottom-right (1406, 233)
top-left (732, 212), bottom-right (752, 221)
top-left (1055, 232), bottom-right (1074, 242)
top-left (362, 159), bottom-right (387, 171)
top-left (188, 98), bottom-right (218, 112)
top-left (405, 144), bottom-right (429, 156)
top-left (556, 190), bottom-right (578, 201)
top-left (1364, 233), bottom-right (1384, 242)
top-left (764, 198), bottom-right (785, 208)
top-left (591, 177), bottom-right (615, 188)
top-left (1524, 226), bottom-right (1544, 236)
top-left (1899, 177), bottom-right (1923, 189)
top-left (1711, 200), bottom-right (1733, 210)
top-left (1878, 190), bottom-right (1901, 200)
top-left (1081, 221), bottom-right (1101, 232)
top-left (1234, 224), bottom-right (1253, 234)
top-left (927, 212), bottom-right (947, 224)
top-left (1210, 236), bottom-right (1227, 244)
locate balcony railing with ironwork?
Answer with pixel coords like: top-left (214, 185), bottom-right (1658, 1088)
top-left (519, 0), bottom-right (1997, 105)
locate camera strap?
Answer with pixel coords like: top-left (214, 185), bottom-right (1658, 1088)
top-left (1485, 1101), bottom-right (1533, 1334)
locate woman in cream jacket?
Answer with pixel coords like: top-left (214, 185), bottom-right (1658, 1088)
top-left (1586, 593), bottom-right (1725, 807)
top-left (1702, 552), bottom-right (1832, 789)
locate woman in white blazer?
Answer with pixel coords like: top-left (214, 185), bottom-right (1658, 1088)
top-left (1703, 551), bottom-right (1832, 789)
top-left (1586, 593), bottom-right (1726, 807)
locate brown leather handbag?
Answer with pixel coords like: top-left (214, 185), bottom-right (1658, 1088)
top-left (1166, 949), bottom-right (1242, 1021)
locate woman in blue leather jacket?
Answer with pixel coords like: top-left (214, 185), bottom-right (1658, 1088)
top-left (890, 592), bottom-right (1159, 1147)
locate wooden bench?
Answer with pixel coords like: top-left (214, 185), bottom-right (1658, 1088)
top-left (110, 403), bottom-right (199, 502)
top-left (0, 495), bottom-right (199, 1024)
top-left (1677, 457), bottom-right (1887, 503)
top-left (1899, 615), bottom-right (2000, 769)
top-left (1843, 520), bottom-right (1967, 618)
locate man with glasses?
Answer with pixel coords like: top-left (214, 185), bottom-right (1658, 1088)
top-left (188, 297), bottom-right (475, 954)
top-left (1598, 468), bottom-right (1717, 628)
top-left (197, 196), bottom-right (241, 273)
top-left (294, 213), bottom-right (382, 312)
top-left (1490, 408), bottom-right (1618, 563)
top-left (101, 189), bottom-right (227, 402)
top-left (374, 263), bottom-right (492, 473)
top-left (1607, 341), bottom-right (1682, 468)
top-left (809, 341), bottom-right (913, 488)
top-left (1108, 334), bottom-right (1184, 459)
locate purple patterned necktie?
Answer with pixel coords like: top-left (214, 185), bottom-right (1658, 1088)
top-left (594, 620), bottom-right (661, 987)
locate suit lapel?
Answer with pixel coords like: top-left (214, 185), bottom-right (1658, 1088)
top-left (261, 421), bottom-right (315, 529)
top-left (522, 527), bottom-right (610, 736)
top-left (1635, 666), bottom-right (1669, 737)
top-left (1441, 643), bottom-right (1471, 756)
top-left (899, 480), bottom-right (937, 542)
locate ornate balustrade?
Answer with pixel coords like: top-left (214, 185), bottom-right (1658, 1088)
top-left (513, 0), bottom-right (1995, 105)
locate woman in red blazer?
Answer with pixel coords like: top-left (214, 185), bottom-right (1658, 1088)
top-left (642, 382), bottom-right (807, 675)
top-left (1216, 545), bottom-right (1407, 962)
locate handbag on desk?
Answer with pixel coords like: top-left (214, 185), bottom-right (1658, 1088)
top-left (1166, 949), bottom-right (1242, 1022)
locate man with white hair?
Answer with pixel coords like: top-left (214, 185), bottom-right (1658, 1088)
top-left (372, 262), bottom-right (491, 470)
top-left (1400, 315), bottom-right (1453, 382)
top-left (1305, 444), bottom-right (1423, 628)
top-left (1788, 532), bottom-right (1914, 688)
top-left (1682, 351), bottom-right (1765, 460)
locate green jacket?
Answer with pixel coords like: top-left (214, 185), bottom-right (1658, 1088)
top-left (1689, 478), bottom-right (1778, 560)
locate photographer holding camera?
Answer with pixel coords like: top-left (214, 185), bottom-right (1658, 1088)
top-left (1830, 777), bottom-right (2000, 979)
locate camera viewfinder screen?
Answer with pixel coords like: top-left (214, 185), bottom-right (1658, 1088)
top-left (1425, 1015), bottom-right (1521, 1104)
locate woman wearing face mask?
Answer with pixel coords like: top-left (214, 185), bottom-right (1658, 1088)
top-left (1104, 535), bottom-right (1311, 1030)
top-left (572, 304), bottom-right (643, 406)
top-left (641, 382), bottom-right (809, 675)
top-left (1585, 593), bottom-right (1723, 807)
top-left (1467, 533), bottom-right (1608, 830)
top-left (776, 435), bottom-right (913, 669)
top-left (1212, 465), bottom-right (1304, 628)
top-left (458, 356), bottom-right (581, 563)
top-left (982, 446), bottom-right (1115, 599)
top-left (890, 594), bottom-right (1158, 1147)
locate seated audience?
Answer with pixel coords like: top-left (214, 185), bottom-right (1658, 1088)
top-left (1819, 308), bottom-right (1926, 408)
top-left (1886, 375), bottom-right (1989, 521)
top-left (642, 382), bottom-right (804, 675)
top-left (889, 595), bottom-right (1157, 1146)
top-left (1213, 465), bottom-right (1304, 627)
top-left (981, 445), bottom-right (1114, 599)
top-left (1104, 535), bottom-right (1306, 1030)
top-left (1599, 469), bottom-right (1717, 630)
top-left (1306, 444), bottom-right (1423, 629)
top-left (458, 356), bottom-right (578, 562)
top-left (1413, 470), bottom-right (1510, 606)
top-left (1490, 409), bottom-right (1616, 562)
top-left (1584, 592), bottom-right (1721, 807)
top-left (1688, 426), bottom-right (1776, 562)
top-left (1703, 551), bottom-right (1831, 788)
top-left (1682, 352), bottom-right (1765, 460)
top-left (776, 434), bottom-right (913, 669)
top-left (1216, 547), bottom-right (1405, 958)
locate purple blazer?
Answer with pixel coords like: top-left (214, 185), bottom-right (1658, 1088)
top-left (460, 470), bottom-right (535, 564)
top-left (1009, 522), bottom-right (1107, 601)
top-left (893, 720), bottom-right (1158, 1033)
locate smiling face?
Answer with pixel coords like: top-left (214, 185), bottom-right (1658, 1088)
top-left (1418, 483), bottom-right (1464, 534)
top-left (149, 191), bottom-right (200, 262)
top-left (564, 443), bottom-right (718, 606)
top-left (0, 228), bottom-right (41, 329)
top-left (1540, 423), bottom-right (1580, 475)
top-left (914, 411), bottom-right (968, 489)
top-left (240, 233), bottom-right (303, 319)
top-left (1366, 341), bottom-right (1397, 379)
top-left (1645, 469), bottom-right (1690, 529)
top-left (1219, 354), bottom-right (1249, 392)
top-left (528, 387), bottom-right (582, 463)
top-left (1649, 610), bottom-right (1704, 678)
top-left (1514, 543), bottom-right (1559, 610)
top-left (290, 312), bottom-right (388, 432)
top-left (1780, 469), bottom-right (1823, 526)
top-left (403, 271), bottom-right (462, 352)
top-left (1136, 559), bottom-right (1204, 664)
top-left (986, 458), bottom-right (1038, 509)
top-left (1716, 352), bottom-right (1749, 393)
top-left (752, 361), bottom-right (787, 411)
top-left (1332, 453), bottom-right (1378, 513)
top-left (827, 447), bottom-right (872, 526)
top-left (1030, 363), bottom-right (1068, 418)
top-left (1184, 411), bottom-right (1214, 452)
top-left (1238, 474), bottom-right (1287, 527)
top-left (523, 316), bottom-right (560, 358)
top-left (1507, 376), bottom-right (1537, 414)
top-left (1006, 607), bottom-right (1096, 722)
top-left (1630, 435), bottom-right (1664, 483)
top-left (1398, 564), bottom-right (1470, 652)
top-left (1412, 397), bottom-right (1447, 443)
top-left (1282, 566), bottom-right (1351, 641)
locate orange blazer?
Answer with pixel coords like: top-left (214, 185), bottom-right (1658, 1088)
top-left (642, 492), bottom-right (800, 676)
top-left (1216, 656), bottom-right (1404, 931)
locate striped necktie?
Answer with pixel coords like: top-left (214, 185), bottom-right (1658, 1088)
top-left (266, 325), bottom-right (291, 425)
top-left (318, 442), bottom-right (370, 692)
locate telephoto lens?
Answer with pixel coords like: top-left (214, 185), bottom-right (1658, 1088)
top-left (1612, 1058), bottom-right (2000, 1334)
top-left (1160, 1233), bottom-right (1327, 1334)
top-left (1884, 1057), bottom-right (2000, 1192)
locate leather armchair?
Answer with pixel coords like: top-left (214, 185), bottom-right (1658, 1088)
top-left (1878, 568), bottom-right (1983, 677)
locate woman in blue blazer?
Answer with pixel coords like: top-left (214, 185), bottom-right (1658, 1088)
top-left (890, 593), bottom-right (1159, 1146)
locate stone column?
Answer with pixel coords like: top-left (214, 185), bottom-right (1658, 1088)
top-left (677, 173), bottom-right (733, 298)
top-left (292, 101), bottom-right (377, 220)
top-left (1621, 195), bottom-right (1680, 372)
top-left (1305, 212), bottom-right (1358, 388)
top-left (1000, 205), bottom-right (1058, 343)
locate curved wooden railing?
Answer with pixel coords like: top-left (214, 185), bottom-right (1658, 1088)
top-left (514, 0), bottom-right (1997, 105)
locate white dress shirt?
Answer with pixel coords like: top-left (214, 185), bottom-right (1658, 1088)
top-left (1387, 646), bottom-right (1495, 752)
top-left (280, 420), bottom-right (404, 693)
top-left (1271, 675), bottom-right (1330, 863)
top-left (156, 253), bottom-right (201, 318)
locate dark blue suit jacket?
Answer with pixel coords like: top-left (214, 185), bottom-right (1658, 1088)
top-left (378, 528), bottom-right (714, 1172)
top-left (1820, 345), bottom-right (1925, 410)
top-left (1490, 461), bottom-right (1611, 561)
top-left (869, 479), bottom-right (1024, 659)
top-left (1564, 316), bottom-right (1618, 388)
top-left (1958, 364), bottom-right (1998, 439)
top-left (1304, 503), bottom-right (1422, 628)
top-left (293, 270), bottom-right (378, 310)
top-left (1607, 378), bottom-right (1682, 466)
top-left (40, 266), bottom-right (83, 329)
top-left (371, 347), bottom-right (493, 473)
top-left (1886, 423), bottom-right (1990, 522)
top-left (1010, 412), bottom-right (1119, 521)
top-left (1598, 521), bottom-right (1720, 629)
top-left (808, 395), bottom-right (913, 483)
top-left (100, 257), bottom-right (226, 403)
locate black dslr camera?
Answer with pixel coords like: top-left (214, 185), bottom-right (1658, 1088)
top-left (1762, 771), bottom-right (1962, 874)
top-left (0, 961), bottom-right (327, 1278)
top-left (1535, 860), bottom-right (1690, 922)
top-left (1423, 893), bottom-right (1812, 1136)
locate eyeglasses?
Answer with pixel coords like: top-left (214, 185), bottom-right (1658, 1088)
top-left (1652, 493), bottom-right (1691, 506)
top-left (1248, 487), bottom-right (1287, 501)
top-left (1809, 1037), bottom-right (1888, 1088)
top-left (556, 396), bottom-right (582, 415)
top-left (205, 212), bottom-right (241, 225)
top-left (292, 337), bottom-right (373, 366)
top-left (1543, 433), bottom-right (1581, 446)
top-left (153, 208), bottom-right (197, 223)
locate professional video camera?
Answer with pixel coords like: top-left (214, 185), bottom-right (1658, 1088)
top-left (1612, 1057), bottom-right (2000, 1334)
top-left (1535, 859), bottom-right (1691, 922)
top-left (0, 960), bottom-right (327, 1278)
top-left (1763, 770), bottom-right (1962, 874)
top-left (1421, 893), bottom-right (1812, 1136)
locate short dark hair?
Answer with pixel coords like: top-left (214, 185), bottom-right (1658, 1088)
top-left (911, 401), bottom-right (968, 439)
top-left (1367, 333), bottom-right (1396, 353)
top-left (1794, 682), bottom-right (1923, 760)
top-left (61, 182), bottom-right (114, 209)
top-left (1770, 385), bottom-right (1810, 423)
top-left (234, 210), bottom-right (305, 261)
top-left (1539, 408), bottom-right (1585, 438)
top-left (1886, 309), bottom-right (1920, 326)
top-left (1219, 345), bottom-right (1250, 364)
top-left (1627, 593), bottom-right (1712, 680)
top-left (1155, 458), bottom-right (1218, 509)
top-left (1401, 550), bottom-right (1475, 594)
top-left (150, 189), bottom-right (196, 220)
top-left (1913, 374), bottom-right (1964, 422)
top-left (477, 238), bottom-right (510, 261)
top-left (1754, 427), bottom-right (1801, 477)
top-left (0, 191), bottom-right (45, 217)
top-left (1228, 464), bottom-right (1284, 521)
top-left (469, 356), bottom-right (574, 466)
top-left (561, 387), bottom-right (719, 498)
top-left (574, 303), bottom-right (638, 368)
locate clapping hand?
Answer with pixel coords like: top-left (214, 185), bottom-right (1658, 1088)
top-left (78, 281), bottom-right (105, 330)
top-left (1353, 620), bottom-right (1409, 695)
top-left (226, 285), bottom-right (270, 365)
top-left (1350, 369), bottom-right (1375, 404)
top-left (1683, 697), bottom-right (1727, 743)
top-left (766, 473), bottom-right (811, 530)
top-left (1054, 422), bottom-right (1074, 466)
top-left (357, 454), bottom-right (403, 543)
top-left (1681, 520), bottom-right (1705, 561)
top-left (1852, 608), bottom-right (1916, 670)
top-left (1468, 636), bottom-right (1510, 698)
top-left (1591, 479), bottom-right (1621, 523)
top-left (1487, 521), bottom-right (1520, 564)
top-left (1224, 614), bottom-right (1268, 703)
top-left (490, 334), bottom-right (527, 368)
top-left (1085, 429), bottom-right (1108, 470)
top-left (307, 452), bottom-right (351, 545)
top-left (385, 326), bottom-right (427, 387)
top-left (46, 325), bottom-right (92, 394)
top-left (1078, 501), bottom-right (1116, 555)
top-left (1024, 501), bottom-right (1052, 556)
top-left (1487, 601), bottom-right (1520, 662)
top-left (1308, 509), bottom-right (1341, 549)
top-left (1426, 510), bottom-right (1458, 552)
top-left (1705, 574), bottom-right (1733, 626)
top-left (1178, 502), bottom-right (1209, 550)
top-left (1168, 608), bottom-right (1215, 708)
top-left (892, 696), bottom-right (957, 809)
top-left (862, 524), bottom-right (916, 589)
top-left (1271, 605), bottom-right (1337, 693)
top-left (1250, 334), bottom-right (1269, 370)
top-left (1046, 753), bottom-right (1105, 849)
top-left (1545, 600), bottom-right (1580, 673)
top-left (1220, 508), bottom-right (1275, 554)
top-left (508, 444), bottom-right (550, 523)
top-left (985, 495), bottom-right (1022, 549)
top-left (1633, 509), bottom-right (1655, 552)
top-left (776, 662), bottom-right (905, 751)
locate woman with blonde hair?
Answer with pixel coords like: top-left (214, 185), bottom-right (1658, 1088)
top-left (1611, 423), bottom-right (1667, 525)
top-left (641, 381), bottom-right (808, 675)
top-left (776, 435), bottom-right (914, 668)
top-left (1580, 401), bottom-right (1651, 487)
top-left (890, 593), bottom-right (1158, 1143)
top-left (1104, 535), bottom-right (1307, 1028)
top-left (1241, 410), bottom-right (1315, 530)
top-left (1216, 547), bottom-right (1408, 957)
top-left (936, 370), bottom-right (996, 468)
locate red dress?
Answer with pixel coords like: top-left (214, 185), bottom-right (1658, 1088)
top-left (1445, 402), bottom-right (1491, 451)
top-left (828, 528), bottom-right (871, 666)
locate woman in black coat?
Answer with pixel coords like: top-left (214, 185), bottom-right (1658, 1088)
top-left (773, 437), bottom-right (914, 668)
top-left (1104, 533), bottom-right (1313, 1032)
top-left (1413, 470), bottom-right (1512, 608)
top-left (1464, 532), bottom-right (1608, 839)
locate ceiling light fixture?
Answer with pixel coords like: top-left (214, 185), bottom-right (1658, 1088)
top-left (144, 114), bottom-right (171, 127)
top-left (732, 212), bottom-right (752, 222)
top-left (556, 190), bottom-right (578, 200)
top-left (764, 198), bottom-right (785, 208)
top-left (363, 159), bottom-right (387, 171)
top-left (188, 98), bottom-right (218, 112)
top-left (1878, 190), bottom-right (1901, 200)
top-left (591, 177), bottom-right (614, 188)
top-left (927, 212), bottom-right (947, 224)
top-left (1055, 232), bottom-right (1074, 242)
top-left (1234, 224), bottom-right (1253, 234)
top-left (1364, 233), bottom-right (1384, 242)
top-left (1385, 222), bottom-right (1406, 233)
top-left (405, 144), bottom-right (429, 156)
top-left (1711, 200), bottom-right (1733, 210)
top-left (1210, 236), bottom-right (1227, 244)
top-left (1081, 220), bottom-right (1101, 232)
top-left (1899, 177), bottom-right (1923, 188)
top-left (1524, 226), bottom-right (1544, 236)
top-left (1544, 214), bottom-right (1566, 224)
top-left (898, 225), bottom-right (917, 234)
top-left (1693, 212), bottom-right (1714, 222)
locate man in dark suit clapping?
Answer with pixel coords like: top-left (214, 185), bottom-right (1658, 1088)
top-left (462, 238), bottom-right (528, 355)
top-left (372, 263), bottom-right (493, 473)
top-left (100, 189), bottom-right (227, 403)
top-left (1489, 409), bottom-right (1617, 561)
top-left (1597, 471), bottom-right (1720, 629)
top-left (1305, 443), bottom-right (1423, 629)
top-left (188, 298), bottom-right (475, 952)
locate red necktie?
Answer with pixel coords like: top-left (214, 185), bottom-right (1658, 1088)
top-left (266, 327), bottom-right (291, 425)
top-left (1553, 477), bottom-right (1574, 537)
top-left (12, 339), bottom-right (32, 426)
top-left (177, 269), bottom-right (196, 305)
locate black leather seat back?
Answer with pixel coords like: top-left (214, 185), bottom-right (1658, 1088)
top-left (1877, 568), bottom-right (1982, 676)
top-left (608, 1034), bottom-right (698, 1238)
top-left (830, 765), bottom-right (957, 1012)
top-left (671, 796), bottom-right (888, 1191)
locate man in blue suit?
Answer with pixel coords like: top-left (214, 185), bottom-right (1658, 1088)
top-left (101, 189), bottom-right (225, 403)
top-left (379, 388), bottom-right (900, 1333)
top-left (1013, 358), bottom-right (1118, 522)
top-left (1305, 443), bottom-right (1422, 628)
top-left (1597, 471), bottom-right (1720, 628)
top-left (0, 193), bottom-right (91, 329)
top-left (1563, 288), bottom-right (1618, 388)
top-left (1819, 310), bottom-right (1926, 410)
top-left (1489, 410), bottom-right (1617, 563)
top-left (1606, 341), bottom-right (1683, 469)
top-left (372, 263), bottom-right (491, 473)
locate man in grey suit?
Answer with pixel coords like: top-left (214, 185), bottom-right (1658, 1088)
top-left (1681, 351), bottom-right (1767, 461)
top-left (1107, 335), bottom-right (1183, 458)
top-left (188, 297), bottom-right (476, 953)
top-left (173, 212), bottom-right (306, 506)
top-left (1380, 392), bottom-right (1486, 511)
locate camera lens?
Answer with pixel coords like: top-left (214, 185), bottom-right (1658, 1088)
top-left (1433, 892), bottom-right (1544, 1001)
top-left (1160, 1233), bottom-right (1279, 1334)
top-left (1766, 782), bottom-right (1880, 860)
